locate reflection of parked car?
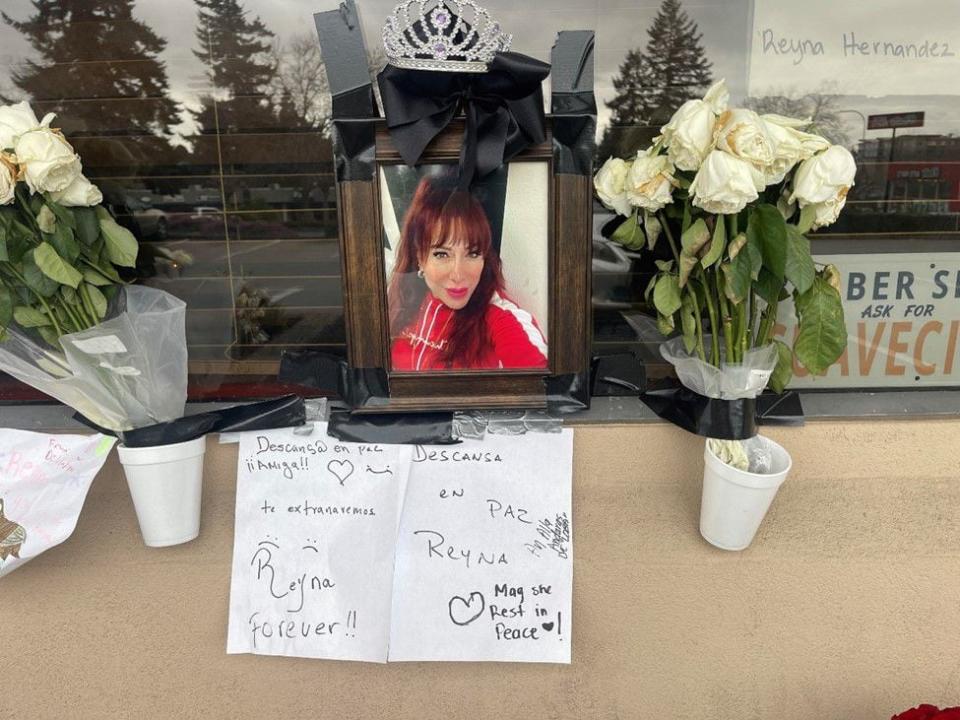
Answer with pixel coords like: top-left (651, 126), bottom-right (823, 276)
top-left (190, 206), bottom-right (220, 219)
top-left (126, 197), bottom-right (168, 240)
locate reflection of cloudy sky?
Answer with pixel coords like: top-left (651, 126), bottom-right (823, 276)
top-left (1, 0), bottom-right (957, 145)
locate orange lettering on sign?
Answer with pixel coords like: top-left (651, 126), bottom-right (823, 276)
top-left (885, 322), bottom-right (911, 376)
top-left (944, 321), bottom-right (960, 375)
top-left (913, 321), bottom-right (942, 376)
top-left (858, 322), bottom-right (885, 375)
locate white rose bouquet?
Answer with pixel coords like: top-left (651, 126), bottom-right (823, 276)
top-left (594, 80), bottom-right (854, 392)
top-left (0, 101), bottom-right (188, 431)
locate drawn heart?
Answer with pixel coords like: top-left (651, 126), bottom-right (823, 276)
top-left (327, 459), bottom-right (355, 485)
top-left (541, 622), bottom-right (554, 631)
top-left (448, 592), bottom-right (485, 626)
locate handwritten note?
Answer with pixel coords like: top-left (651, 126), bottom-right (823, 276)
top-left (749, 0), bottom-right (960, 96)
top-left (226, 423), bottom-right (411, 663)
top-left (0, 431), bottom-right (115, 578)
top-left (388, 430), bottom-right (574, 663)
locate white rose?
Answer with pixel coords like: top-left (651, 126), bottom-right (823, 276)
top-left (0, 154), bottom-right (16, 205)
top-left (624, 151), bottom-right (675, 212)
top-left (0, 101), bottom-right (55, 153)
top-left (715, 109), bottom-right (778, 178)
top-left (50, 174), bottom-right (103, 207)
top-left (789, 145), bottom-right (856, 208)
top-left (594, 157), bottom-right (632, 216)
top-left (806, 195), bottom-right (848, 229)
top-left (761, 114), bottom-right (831, 185)
top-left (15, 127), bottom-right (82, 194)
top-left (689, 150), bottom-right (765, 215)
top-left (660, 80), bottom-right (728, 172)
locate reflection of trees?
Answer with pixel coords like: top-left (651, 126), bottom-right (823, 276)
top-left (745, 87), bottom-right (851, 146)
top-left (192, 0), bottom-right (281, 133)
top-left (2, 0), bottom-right (181, 140)
top-left (269, 34), bottom-right (331, 133)
top-left (598, 0), bottom-right (712, 163)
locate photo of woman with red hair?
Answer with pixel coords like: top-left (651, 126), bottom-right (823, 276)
top-left (386, 175), bottom-right (548, 371)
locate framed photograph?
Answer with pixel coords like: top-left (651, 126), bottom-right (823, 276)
top-left (336, 119), bottom-right (591, 411)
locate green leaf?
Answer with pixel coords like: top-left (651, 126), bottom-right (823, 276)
top-left (700, 215), bottom-right (726, 268)
top-left (721, 255), bottom-right (751, 304)
top-left (0, 286), bottom-right (12, 329)
top-left (680, 218), bottom-right (710, 256)
top-left (785, 225), bottom-right (816, 295)
top-left (797, 204), bottom-right (817, 234)
top-left (768, 339), bottom-right (794, 393)
top-left (680, 293), bottom-right (697, 353)
top-left (749, 204), bottom-right (787, 280)
top-left (6, 219), bottom-right (34, 263)
top-left (23, 250), bottom-right (61, 297)
top-left (47, 201), bottom-right (77, 230)
top-left (656, 312), bottom-right (675, 335)
top-left (644, 212), bottom-right (662, 251)
top-left (37, 324), bottom-right (60, 348)
top-left (60, 286), bottom-right (79, 305)
top-left (654, 259), bottom-right (675, 273)
top-left (74, 208), bottom-right (100, 246)
top-left (82, 267), bottom-right (115, 286)
top-left (13, 305), bottom-right (51, 328)
top-left (611, 211), bottom-right (645, 250)
top-left (84, 284), bottom-right (107, 319)
top-left (678, 253), bottom-right (698, 289)
top-left (34, 242), bottom-right (82, 288)
top-left (754, 267), bottom-right (783, 306)
top-left (727, 232), bottom-right (747, 260)
top-left (96, 206), bottom-right (139, 267)
top-left (46, 222), bottom-right (80, 263)
top-left (653, 273), bottom-right (682, 317)
top-left (794, 277), bottom-right (848, 375)
top-left (644, 274), bottom-right (658, 304)
top-left (37, 205), bottom-right (57, 234)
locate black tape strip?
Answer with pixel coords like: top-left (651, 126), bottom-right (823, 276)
top-left (640, 387), bottom-right (758, 440)
top-left (327, 409), bottom-right (459, 445)
top-left (314, 0), bottom-right (377, 181)
top-left (590, 352), bottom-right (646, 397)
top-left (75, 395), bottom-right (307, 448)
top-left (756, 390), bottom-right (805, 426)
top-left (544, 372), bottom-right (591, 414)
top-left (333, 117), bottom-right (377, 181)
top-left (550, 31), bottom-right (596, 176)
top-left (341, 366), bottom-right (391, 409)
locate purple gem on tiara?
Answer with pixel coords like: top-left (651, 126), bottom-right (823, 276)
top-left (430, 7), bottom-right (452, 30)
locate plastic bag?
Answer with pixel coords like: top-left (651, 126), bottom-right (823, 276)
top-left (708, 435), bottom-right (775, 474)
top-left (660, 336), bottom-right (778, 400)
top-left (0, 285), bottom-right (187, 432)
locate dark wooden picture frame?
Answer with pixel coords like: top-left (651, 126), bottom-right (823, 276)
top-left (337, 118), bottom-right (591, 412)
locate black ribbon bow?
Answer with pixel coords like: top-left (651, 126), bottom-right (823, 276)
top-left (377, 52), bottom-right (550, 189)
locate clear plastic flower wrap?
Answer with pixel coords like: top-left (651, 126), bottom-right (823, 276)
top-left (0, 285), bottom-right (187, 432)
top-left (708, 435), bottom-right (774, 474)
top-left (659, 336), bottom-right (778, 400)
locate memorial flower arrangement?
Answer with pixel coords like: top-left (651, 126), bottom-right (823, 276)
top-left (0, 101), bottom-right (136, 344)
top-left (0, 101), bottom-right (188, 433)
top-left (594, 79), bottom-right (854, 392)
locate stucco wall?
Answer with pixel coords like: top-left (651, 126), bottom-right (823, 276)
top-left (2, 419), bottom-right (959, 719)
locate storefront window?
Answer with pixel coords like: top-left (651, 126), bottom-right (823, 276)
top-left (0, 0), bottom-right (957, 402)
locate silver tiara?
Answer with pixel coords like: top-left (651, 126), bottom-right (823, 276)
top-left (382, 0), bottom-right (513, 73)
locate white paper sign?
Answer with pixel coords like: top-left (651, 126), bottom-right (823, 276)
top-left (388, 430), bottom-right (574, 663)
top-left (227, 423), bottom-right (411, 663)
top-left (749, 0), bottom-right (960, 97)
top-left (0, 431), bottom-right (115, 578)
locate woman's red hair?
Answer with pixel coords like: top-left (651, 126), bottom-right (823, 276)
top-left (387, 176), bottom-right (505, 367)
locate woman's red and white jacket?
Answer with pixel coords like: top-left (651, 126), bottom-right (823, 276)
top-left (391, 293), bottom-right (548, 371)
